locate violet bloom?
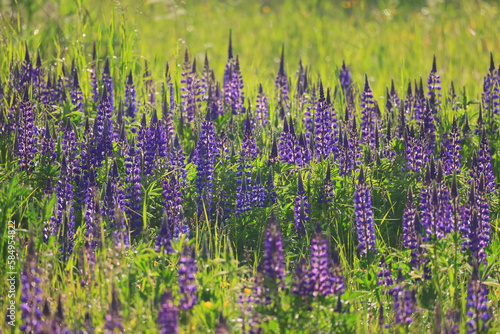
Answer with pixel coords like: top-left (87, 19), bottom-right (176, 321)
top-left (223, 32), bottom-right (245, 115)
top-left (158, 291), bottom-right (178, 334)
top-left (178, 247), bottom-right (198, 310)
top-left (466, 262), bottom-right (491, 333)
top-left (70, 70), bottom-right (84, 113)
top-left (255, 84), bottom-right (269, 125)
top-left (195, 111), bottom-right (217, 216)
top-left (360, 74), bottom-right (376, 148)
top-left (275, 44), bottom-right (290, 110)
top-left (102, 58), bottom-right (114, 112)
top-left (469, 130), bottom-right (496, 193)
top-left (262, 213), bottom-right (285, 288)
top-left (314, 82), bottom-right (333, 159)
top-left (17, 93), bottom-right (38, 172)
top-left (180, 50), bottom-right (201, 124)
top-left (481, 53), bottom-right (499, 117)
top-left (405, 125), bottom-right (424, 175)
top-left (427, 55), bottom-right (442, 109)
top-left (20, 239), bottom-right (42, 333)
top-left (162, 172), bottom-right (183, 228)
top-left (442, 116), bottom-right (462, 175)
top-left (354, 167), bottom-right (376, 256)
top-left (124, 139), bottom-right (142, 234)
top-left (308, 225), bottom-right (344, 297)
top-left (236, 174), bottom-right (252, 217)
top-left (294, 173), bottom-right (310, 236)
top-left (339, 60), bottom-right (352, 96)
top-left (104, 285), bottom-right (124, 334)
top-left (252, 170), bottom-right (266, 208)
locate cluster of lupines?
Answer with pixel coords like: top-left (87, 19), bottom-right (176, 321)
top-left (353, 168), bottom-right (376, 256)
top-left (4, 39), bottom-right (500, 333)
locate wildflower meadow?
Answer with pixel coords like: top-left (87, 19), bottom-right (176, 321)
top-left (1, 0), bottom-right (500, 333)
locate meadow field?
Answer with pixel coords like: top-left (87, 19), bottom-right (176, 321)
top-left (1, 0), bottom-right (500, 332)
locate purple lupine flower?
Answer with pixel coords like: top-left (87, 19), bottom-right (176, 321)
top-left (195, 111), bottom-right (217, 216)
top-left (466, 262), bottom-right (491, 333)
top-left (252, 170), bottom-right (266, 208)
top-left (279, 115), bottom-right (302, 165)
top-left (200, 51), bottom-right (213, 102)
top-left (405, 125), bottom-right (424, 175)
top-left (255, 84), bottom-right (269, 125)
top-left (20, 239), bottom-right (42, 333)
top-left (442, 116), bottom-right (462, 175)
top-left (294, 172), bottom-right (310, 236)
top-left (70, 70), bottom-right (84, 113)
top-left (427, 55), bottom-right (442, 110)
top-left (481, 53), bottom-right (499, 117)
top-left (420, 163), bottom-right (452, 240)
top-left (339, 60), bottom-right (352, 96)
top-left (104, 285), bottom-right (124, 334)
top-left (275, 44), bottom-right (290, 111)
top-left (125, 70), bottom-right (137, 120)
top-left (262, 213), bottom-right (285, 288)
top-left (158, 291), bottom-right (178, 334)
top-left (462, 176), bottom-right (491, 264)
top-left (40, 121), bottom-right (56, 161)
top-left (180, 50), bottom-right (201, 124)
top-left (354, 167), bottom-right (376, 256)
top-left (124, 139), bottom-right (142, 234)
top-left (162, 172), bottom-right (183, 237)
top-left (360, 74), bottom-right (376, 148)
top-left (242, 113), bottom-right (258, 160)
top-left (469, 130), bottom-right (496, 193)
top-left (102, 58), bottom-right (114, 112)
top-left (223, 32), bottom-right (245, 115)
top-left (308, 225), bottom-right (344, 297)
top-left (314, 82), bottom-right (333, 159)
top-left (156, 213), bottom-right (174, 254)
top-left (144, 110), bottom-right (168, 175)
top-left (97, 87), bottom-right (114, 161)
top-left (376, 255), bottom-right (393, 294)
top-left (236, 173), bottom-right (252, 217)
top-left (178, 247), bottom-right (198, 310)
top-left (17, 92), bottom-right (38, 172)
top-left (337, 128), bottom-right (356, 176)
top-left (412, 79), bottom-right (425, 123)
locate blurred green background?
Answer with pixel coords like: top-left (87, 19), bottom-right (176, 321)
top-left (1, 0), bottom-right (499, 100)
